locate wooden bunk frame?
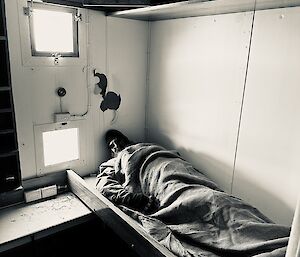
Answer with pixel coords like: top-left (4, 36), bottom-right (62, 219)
top-left (67, 169), bottom-right (176, 257)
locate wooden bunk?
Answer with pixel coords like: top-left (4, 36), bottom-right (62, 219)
top-left (67, 169), bottom-right (176, 257)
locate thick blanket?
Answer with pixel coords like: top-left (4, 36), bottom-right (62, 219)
top-left (96, 143), bottom-right (290, 257)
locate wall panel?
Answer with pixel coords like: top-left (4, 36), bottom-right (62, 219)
top-left (147, 12), bottom-right (253, 192)
top-left (233, 7), bottom-right (300, 225)
top-left (5, 0), bottom-right (148, 179)
top-left (105, 17), bottom-right (148, 145)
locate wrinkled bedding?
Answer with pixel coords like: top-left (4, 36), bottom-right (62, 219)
top-left (96, 143), bottom-right (290, 257)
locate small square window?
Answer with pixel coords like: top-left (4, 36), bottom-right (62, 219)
top-left (29, 3), bottom-right (79, 57)
top-left (42, 128), bottom-right (79, 166)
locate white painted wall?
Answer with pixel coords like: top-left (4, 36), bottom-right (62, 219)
top-left (232, 7), bottom-right (300, 225)
top-left (147, 7), bottom-right (300, 225)
top-left (147, 13), bottom-right (253, 193)
top-left (104, 17), bottom-right (148, 147)
top-left (5, 0), bottom-right (148, 179)
top-left (6, 0), bottom-right (299, 226)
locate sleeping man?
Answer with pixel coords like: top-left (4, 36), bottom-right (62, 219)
top-left (96, 129), bottom-right (290, 257)
top-left (96, 129), bottom-right (157, 213)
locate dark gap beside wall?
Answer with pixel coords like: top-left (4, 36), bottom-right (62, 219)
top-left (0, 217), bottom-right (140, 257)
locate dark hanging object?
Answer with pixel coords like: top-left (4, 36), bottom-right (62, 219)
top-left (94, 71), bottom-right (121, 112)
top-left (94, 72), bottom-right (107, 97)
top-left (100, 91), bottom-right (121, 112)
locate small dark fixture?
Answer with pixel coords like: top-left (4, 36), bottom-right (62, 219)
top-left (57, 87), bottom-right (67, 97)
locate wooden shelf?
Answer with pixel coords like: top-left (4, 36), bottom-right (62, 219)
top-left (0, 108), bottom-right (12, 113)
top-left (0, 87), bottom-right (10, 91)
top-left (0, 0), bottom-right (21, 195)
top-left (0, 129), bottom-right (14, 135)
top-left (68, 170), bottom-right (176, 257)
top-left (109, 0), bottom-right (300, 20)
top-left (0, 150), bottom-right (18, 158)
top-left (0, 192), bottom-right (93, 253)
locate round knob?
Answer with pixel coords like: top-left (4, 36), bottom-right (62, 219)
top-left (57, 87), bottom-right (66, 97)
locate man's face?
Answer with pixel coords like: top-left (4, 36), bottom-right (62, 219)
top-left (108, 138), bottom-right (121, 157)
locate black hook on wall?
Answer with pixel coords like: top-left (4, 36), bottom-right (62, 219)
top-left (94, 71), bottom-right (121, 112)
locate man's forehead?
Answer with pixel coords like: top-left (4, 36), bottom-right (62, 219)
top-left (109, 138), bottom-right (118, 145)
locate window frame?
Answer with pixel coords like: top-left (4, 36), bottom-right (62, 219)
top-left (34, 121), bottom-right (87, 175)
top-left (42, 127), bottom-right (80, 167)
top-left (29, 2), bottom-right (79, 58)
top-left (17, 0), bottom-right (87, 67)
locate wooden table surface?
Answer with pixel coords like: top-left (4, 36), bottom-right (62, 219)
top-left (0, 192), bottom-right (92, 252)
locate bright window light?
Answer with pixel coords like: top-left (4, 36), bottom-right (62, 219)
top-left (29, 4), bottom-right (78, 57)
top-left (42, 128), bottom-right (79, 166)
top-left (33, 9), bottom-right (73, 52)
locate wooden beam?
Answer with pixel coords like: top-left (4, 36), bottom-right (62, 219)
top-left (42, 0), bottom-right (150, 7)
top-left (42, 0), bottom-right (83, 8)
top-left (40, 0), bottom-right (186, 13)
top-left (42, 0), bottom-right (150, 12)
top-left (67, 169), bottom-right (176, 257)
top-left (0, 192), bottom-right (93, 253)
top-left (82, 0), bottom-right (150, 6)
top-left (110, 0), bottom-right (300, 21)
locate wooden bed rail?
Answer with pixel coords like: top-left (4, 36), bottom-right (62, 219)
top-left (67, 169), bottom-right (176, 257)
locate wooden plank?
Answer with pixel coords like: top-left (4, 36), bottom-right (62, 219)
top-left (33, 213), bottom-right (94, 240)
top-left (0, 214), bottom-right (95, 253)
top-left (0, 236), bottom-right (31, 254)
top-left (0, 128), bottom-right (14, 134)
top-left (67, 169), bottom-right (176, 257)
top-left (285, 197), bottom-right (300, 257)
top-left (0, 108), bottom-right (12, 113)
top-left (0, 192), bottom-right (92, 252)
top-left (0, 86), bottom-right (10, 91)
top-left (0, 150), bottom-right (18, 158)
top-left (83, 0), bottom-right (150, 6)
top-left (42, 0), bottom-right (150, 8)
top-left (110, 0), bottom-right (300, 20)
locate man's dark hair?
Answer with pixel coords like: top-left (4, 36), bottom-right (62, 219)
top-left (105, 129), bottom-right (131, 149)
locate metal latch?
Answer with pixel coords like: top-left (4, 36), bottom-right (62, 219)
top-left (5, 176), bottom-right (15, 182)
top-left (23, 6), bottom-right (32, 16)
top-left (52, 53), bottom-right (62, 65)
top-left (74, 12), bottom-right (82, 22)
